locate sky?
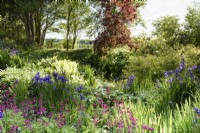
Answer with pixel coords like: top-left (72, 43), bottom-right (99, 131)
top-left (46, 0), bottom-right (194, 39)
top-left (131, 0), bottom-right (193, 36)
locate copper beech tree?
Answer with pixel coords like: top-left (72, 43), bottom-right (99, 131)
top-left (94, 0), bottom-right (141, 55)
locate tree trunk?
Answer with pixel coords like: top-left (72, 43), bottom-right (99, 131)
top-left (66, 7), bottom-right (73, 50)
top-left (72, 36), bottom-right (77, 49)
top-left (72, 24), bottom-right (77, 49)
top-left (35, 9), bottom-right (42, 45)
top-left (41, 28), bottom-right (47, 46)
top-left (24, 11), bottom-right (35, 47)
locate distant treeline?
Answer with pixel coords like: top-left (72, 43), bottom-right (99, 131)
top-left (45, 39), bottom-right (94, 45)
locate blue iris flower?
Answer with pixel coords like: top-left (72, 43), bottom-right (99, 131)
top-left (32, 72), bottom-right (41, 84)
top-left (126, 75), bottom-right (135, 88)
top-left (195, 108), bottom-right (200, 115)
top-left (53, 72), bottom-right (59, 78)
top-left (175, 68), bottom-right (180, 76)
top-left (58, 76), bottom-right (68, 83)
top-left (15, 79), bottom-right (19, 84)
top-left (76, 85), bottom-right (83, 92)
top-left (168, 77), bottom-right (174, 83)
top-left (164, 70), bottom-right (173, 77)
top-left (80, 94), bottom-right (84, 100)
top-left (0, 111), bottom-right (3, 119)
top-left (43, 75), bottom-right (52, 83)
top-left (180, 57), bottom-right (185, 70)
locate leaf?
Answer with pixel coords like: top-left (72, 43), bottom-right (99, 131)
top-left (83, 130), bottom-right (90, 133)
top-left (46, 127), bottom-right (52, 133)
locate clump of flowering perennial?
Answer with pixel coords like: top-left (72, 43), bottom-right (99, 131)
top-left (56, 112), bottom-right (66, 128)
top-left (0, 111), bottom-right (3, 119)
top-left (10, 48), bottom-right (21, 56)
top-left (164, 70), bottom-right (173, 77)
top-left (142, 124), bottom-right (154, 131)
top-left (101, 100), bottom-right (138, 132)
top-left (1, 90), bottom-right (17, 111)
top-left (80, 94), bottom-right (85, 100)
top-left (32, 72), bottom-right (69, 85)
top-left (11, 125), bottom-right (19, 133)
top-left (76, 85), bottom-right (83, 92)
top-left (118, 121), bottom-right (124, 129)
top-left (32, 72), bottom-right (52, 84)
top-left (53, 72), bottom-right (68, 83)
top-left (194, 107), bottom-right (200, 115)
top-left (164, 57), bottom-right (185, 78)
top-left (163, 58), bottom-right (200, 105)
top-left (164, 57), bottom-right (200, 84)
top-left (126, 75), bottom-right (135, 88)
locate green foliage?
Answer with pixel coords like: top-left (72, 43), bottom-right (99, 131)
top-left (179, 45), bottom-right (200, 66)
top-left (0, 110), bottom-right (25, 132)
top-left (99, 49), bottom-right (130, 79)
top-left (0, 15), bottom-right (25, 45)
top-left (57, 1), bottom-right (92, 50)
top-left (0, 42), bottom-right (200, 133)
top-left (9, 55), bottom-right (25, 68)
top-left (50, 58), bottom-right (79, 76)
top-left (79, 65), bottom-right (96, 86)
top-left (165, 68), bottom-right (199, 105)
top-left (125, 38), bottom-right (200, 81)
top-left (12, 80), bottom-right (29, 103)
top-left (173, 97), bottom-right (200, 133)
top-left (124, 54), bottom-right (180, 81)
top-left (0, 64), bottom-right (46, 84)
top-left (0, 49), bottom-right (10, 69)
top-left (139, 38), bottom-right (170, 55)
top-left (185, 1), bottom-right (200, 46)
top-left (153, 16), bottom-right (180, 47)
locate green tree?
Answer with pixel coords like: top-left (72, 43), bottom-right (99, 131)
top-left (0, 0), bottom-right (62, 47)
top-left (185, 1), bottom-right (200, 46)
top-left (153, 16), bottom-right (180, 47)
top-left (57, 1), bottom-right (91, 50)
top-left (0, 14), bottom-right (25, 44)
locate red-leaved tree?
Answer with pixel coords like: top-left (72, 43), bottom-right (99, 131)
top-left (94, 0), bottom-right (140, 55)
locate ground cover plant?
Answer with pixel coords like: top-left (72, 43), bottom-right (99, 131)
top-left (0, 45), bottom-right (200, 133)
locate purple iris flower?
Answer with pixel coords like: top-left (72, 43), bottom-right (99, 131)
top-left (195, 108), bottom-right (200, 115)
top-left (80, 94), bottom-right (84, 100)
top-left (126, 75), bottom-right (135, 88)
top-left (0, 111), bottom-right (3, 119)
top-left (76, 85), bottom-right (83, 92)
top-left (58, 76), bottom-right (68, 83)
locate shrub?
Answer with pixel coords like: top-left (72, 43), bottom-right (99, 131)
top-left (9, 55), bottom-right (25, 68)
top-left (0, 49), bottom-right (10, 69)
top-left (0, 64), bottom-right (46, 84)
top-left (139, 38), bottom-right (171, 56)
top-left (95, 48), bottom-right (131, 79)
top-left (124, 54), bottom-right (181, 81)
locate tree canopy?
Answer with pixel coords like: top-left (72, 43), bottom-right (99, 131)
top-left (94, 0), bottom-right (145, 55)
top-left (153, 16), bottom-right (180, 46)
